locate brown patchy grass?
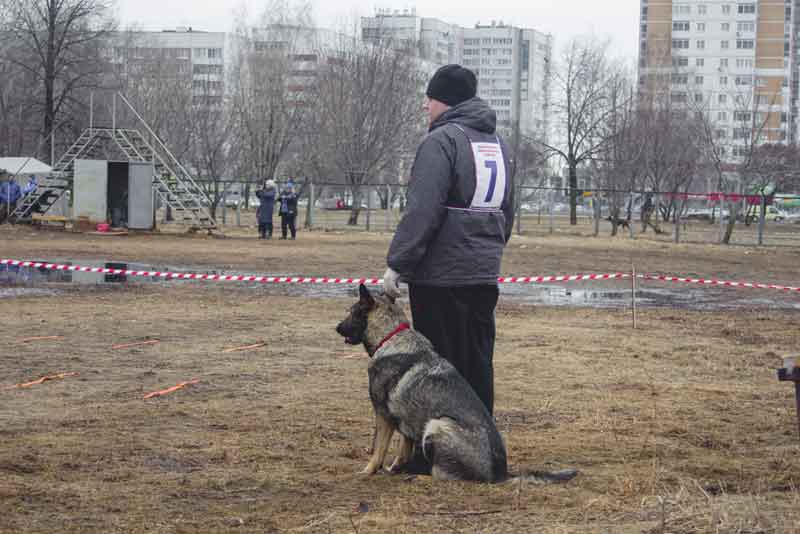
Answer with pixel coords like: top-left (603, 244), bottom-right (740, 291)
top-left (0, 227), bottom-right (799, 533)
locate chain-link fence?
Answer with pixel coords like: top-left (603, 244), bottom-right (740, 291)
top-left (175, 181), bottom-right (800, 247)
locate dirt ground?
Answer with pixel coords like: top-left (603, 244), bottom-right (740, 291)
top-left (1, 225), bottom-right (800, 533)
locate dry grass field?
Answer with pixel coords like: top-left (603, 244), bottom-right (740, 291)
top-left (1, 225), bottom-right (799, 533)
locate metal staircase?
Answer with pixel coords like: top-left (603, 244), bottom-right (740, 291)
top-left (10, 93), bottom-right (216, 231)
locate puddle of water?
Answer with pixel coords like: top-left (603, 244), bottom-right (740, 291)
top-left (2, 260), bottom-right (798, 311)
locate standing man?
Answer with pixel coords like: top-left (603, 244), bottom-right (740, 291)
top-left (256, 180), bottom-right (277, 239)
top-left (278, 182), bottom-right (299, 240)
top-left (384, 64), bottom-right (515, 417)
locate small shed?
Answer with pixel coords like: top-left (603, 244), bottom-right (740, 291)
top-left (73, 159), bottom-right (155, 230)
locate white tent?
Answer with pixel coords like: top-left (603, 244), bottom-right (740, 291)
top-left (0, 157), bottom-right (52, 176)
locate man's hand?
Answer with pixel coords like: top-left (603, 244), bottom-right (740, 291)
top-left (383, 267), bottom-right (401, 298)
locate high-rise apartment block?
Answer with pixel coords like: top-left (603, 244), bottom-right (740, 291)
top-left (362, 10), bottom-right (553, 141)
top-left (108, 28), bottom-right (226, 105)
top-left (638, 1), bottom-right (796, 158)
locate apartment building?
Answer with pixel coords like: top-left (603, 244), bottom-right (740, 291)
top-left (361, 11), bottom-right (552, 141)
top-left (108, 28), bottom-right (226, 105)
top-left (638, 1), bottom-right (796, 158)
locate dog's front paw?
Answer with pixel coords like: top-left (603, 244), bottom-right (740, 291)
top-left (359, 464), bottom-right (380, 476)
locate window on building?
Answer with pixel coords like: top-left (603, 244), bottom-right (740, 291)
top-left (736, 21), bottom-right (755, 32)
top-left (697, 40), bottom-right (706, 49)
top-left (695, 93), bottom-right (703, 102)
top-left (696, 58), bottom-right (705, 67)
top-left (722, 4), bottom-right (731, 14)
top-left (734, 111), bottom-right (752, 122)
top-left (735, 75), bottom-right (752, 85)
top-left (720, 75), bottom-right (728, 85)
top-left (671, 92), bottom-right (688, 103)
top-left (720, 58), bottom-right (728, 67)
top-left (716, 129), bottom-right (727, 139)
top-left (673, 21), bottom-right (690, 32)
top-left (733, 128), bottom-right (750, 139)
top-left (697, 22), bottom-right (706, 32)
top-left (698, 4), bottom-right (707, 15)
top-left (672, 39), bottom-right (690, 49)
top-left (721, 40), bottom-right (729, 49)
top-left (736, 39), bottom-right (754, 49)
top-left (721, 22), bottom-right (730, 31)
top-left (735, 58), bottom-right (752, 68)
top-left (718, 111), bottom-right (728, 121)
top-left (737, 3), bottom-right (755, 14)
top-left (719, 94), bottom-right (727, 103)
top-left (672, 73), bottom-right (689, 84)
top-left (695, 75), bottom-right (704, 85)
top-left (673, 56), bottom-right (689, 67)
top-left (207, 48), bottom-right (222, 59)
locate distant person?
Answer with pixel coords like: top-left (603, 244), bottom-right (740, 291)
top-left (22, 175), bottom-right (37, 196)
top-left (641, 194), bottom-right (659, 233)
top-left (278, 183), bottom-right (299, 240)
top-left (255, 180), bottom-right (277, 239)
top-left (0, 176), bottom-right (21, 220)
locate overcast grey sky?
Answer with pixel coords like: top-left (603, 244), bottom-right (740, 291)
top-left (117, 1), bottom-right (639, 61)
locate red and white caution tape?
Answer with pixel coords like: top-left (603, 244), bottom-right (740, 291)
top-left (639, 273), bottom-right (800, 293)
top-left (498, 273), bottom-right (630, 283)
top-left (1, 259), bottom-right (383, 285)
top-left (1, 258), bottom-right (798, 293)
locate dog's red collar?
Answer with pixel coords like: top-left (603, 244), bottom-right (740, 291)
top-left (376, 323), bottom-right (410, 352)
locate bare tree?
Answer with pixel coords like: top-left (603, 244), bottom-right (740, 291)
top-left (540, 36), bottom-right (621, 225)
top-left (229, 1), bottom-right (313, 191)
top-left (591, 67), bottom-right (642, 236)
top-left (714, 86), bottom-right (781, 243)
top-left (638, 90), bottom-right (703, 234)
top-left (0, 0), bottom-right (116, 160)
top-left (110, 29), bottom-right (195, 162)
top-left (306, 34), bottom-right (425, 225)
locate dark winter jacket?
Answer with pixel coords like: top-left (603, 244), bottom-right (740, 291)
top-left (256, 188), bottom-right (276, 223)
top-left (0, 180), bottom-right (21, 205)
top-left (387, 97), bottom-right (515, 286)
top-left (279, 190), bottom-right (298, 217)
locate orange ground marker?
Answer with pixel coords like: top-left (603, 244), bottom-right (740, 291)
top-left (112, 340), bottom-right (160, 350)
top-left (18, 336), bottom-right (64, 343)
top-left (223, 343), bottom-right (266, 353)
top-left (143, 379), bottom-right (200, 400)
top-left (7, 372), bottom-right (79, 389)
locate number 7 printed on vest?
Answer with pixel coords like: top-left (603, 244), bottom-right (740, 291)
top-left (470, 142), bottom-right (507, 210)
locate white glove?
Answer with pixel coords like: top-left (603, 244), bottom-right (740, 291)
top-left (383, 267), bottom-right (401, 298)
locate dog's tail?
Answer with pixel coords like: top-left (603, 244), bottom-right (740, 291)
top-left (504, 468), bottom-right (578, 485)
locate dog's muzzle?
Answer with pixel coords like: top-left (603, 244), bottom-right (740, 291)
top-left (336, 322), bottom-right (361, 345)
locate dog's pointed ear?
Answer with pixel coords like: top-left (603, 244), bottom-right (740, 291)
top-left (359, 284), bottom-right (375, 307)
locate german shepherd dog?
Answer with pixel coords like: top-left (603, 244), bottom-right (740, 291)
top-left (336, 284), bottom-right (578, 484)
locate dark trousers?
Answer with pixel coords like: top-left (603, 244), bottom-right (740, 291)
top-left (258, 222), bottom-right (273, 239)
top-left (409, 284), bottom-right (498, 414)
top-left (281, 214), bottom-right (296, 239)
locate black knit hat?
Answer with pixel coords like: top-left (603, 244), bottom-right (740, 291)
top-left (426, 64), bottom-right (477, 107)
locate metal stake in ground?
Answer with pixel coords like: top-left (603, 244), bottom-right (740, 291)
top-left (777, 357), bottom-right (800, 441)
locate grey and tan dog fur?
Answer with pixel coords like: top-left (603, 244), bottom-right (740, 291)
top-left (336, 284), bottom-right (578, 484)
top-left (336, 284), bottom-right (508, 481)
